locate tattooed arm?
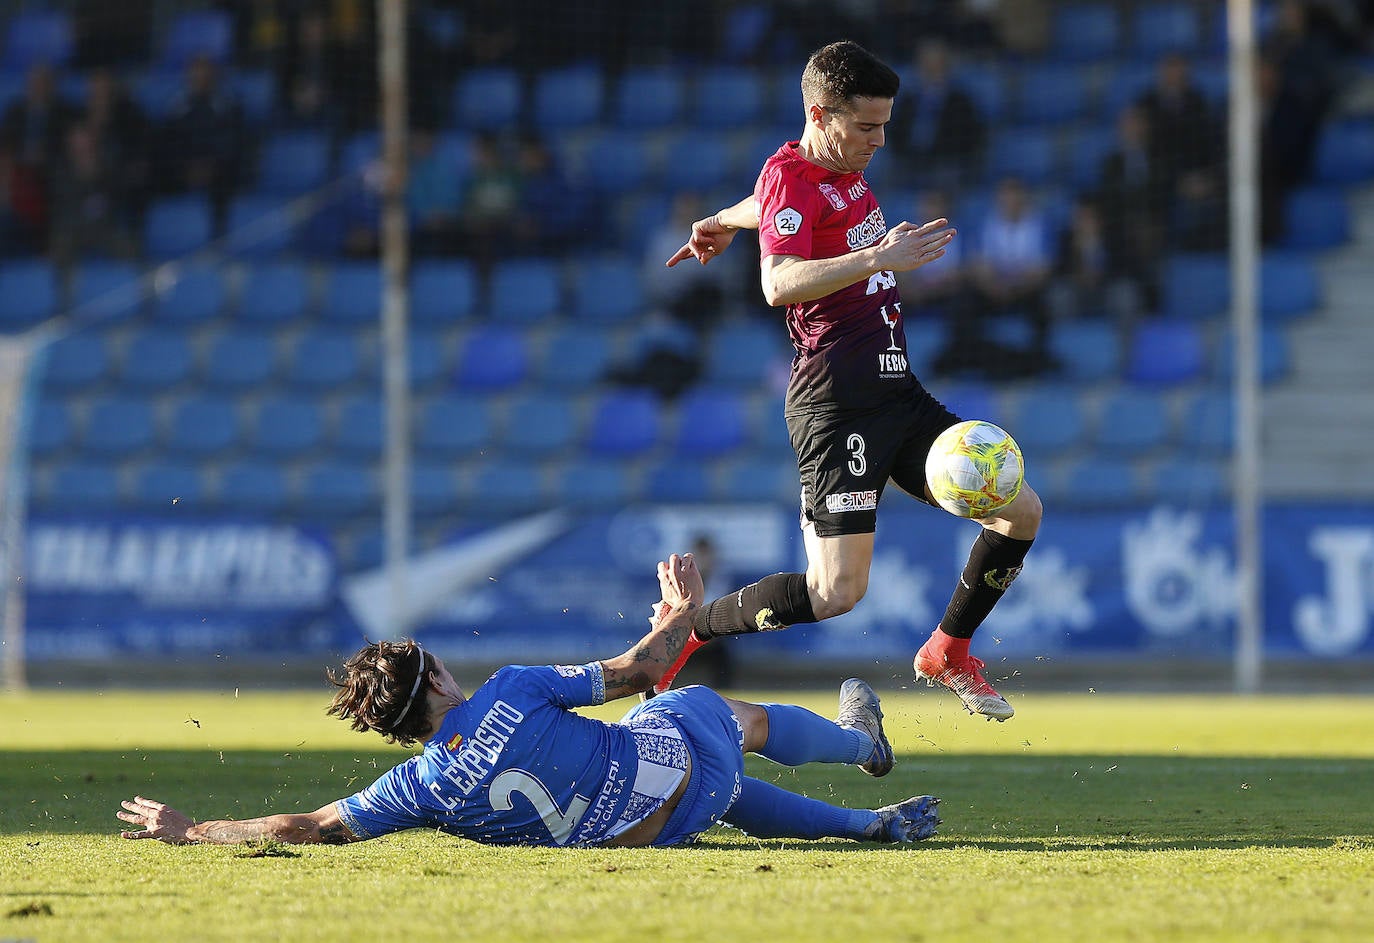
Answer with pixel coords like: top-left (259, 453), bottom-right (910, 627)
top-left (118, 795), bottom-right (361, 845)
top-left (599, 553), bottom-right (705, 700)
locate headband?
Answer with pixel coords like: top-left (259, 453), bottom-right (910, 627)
top-left (387, 643), bottom-right (427, 731)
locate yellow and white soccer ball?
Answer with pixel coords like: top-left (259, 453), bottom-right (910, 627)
top-left (925, 420), bottom-right (1025, 518)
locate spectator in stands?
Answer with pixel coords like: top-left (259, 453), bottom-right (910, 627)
top-left (511, 133), bottom-right (585, 256)
top-left (81, 69), bottom-right (151, 221)
top-left (901, 189), bottom-right (977, 370)
top-left (644, 192), bottom-right (734, 331)
top-left (0, 63), bottom-right (78, 246)
top-left (278, 8), bottom-right (346, 131)
top-left (890, 38), bottom-right (986, 192)
top-left (1047, 196), bottom-right (1142, 327)
top-left (683, 534), bottom-right (738, 690)
top-left (456, 132), bottom-right (521, 272)
top-left (160, 54), bottom-right (246, 227)
top-left (1097, 105), bottom-right (1166, 311)
top-left (49, 122), bottom-right (139, 270)
top-left (407, 128), bottom-right (463, 255)
top-left (0, 144), bottom-right (44, 254)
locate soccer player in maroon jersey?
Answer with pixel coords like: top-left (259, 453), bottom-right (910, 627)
top-left (661, 40), bottom-right (1043, 721)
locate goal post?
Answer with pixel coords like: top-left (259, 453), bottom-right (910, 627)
top-left (0, 332), bottom-right (44, 692)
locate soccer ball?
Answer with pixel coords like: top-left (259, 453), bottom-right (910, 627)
top-left (925, 420), bottom-right (1025, 518)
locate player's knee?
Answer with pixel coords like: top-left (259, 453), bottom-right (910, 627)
top-left (808, 575), bottom-right (866, 619)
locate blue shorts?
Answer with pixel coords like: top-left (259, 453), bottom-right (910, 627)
top-left (619, 686), bottom-right (745, 846)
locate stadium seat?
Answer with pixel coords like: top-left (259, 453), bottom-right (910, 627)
top-left (0, 260), bottom-right (57, 328)
top-left (660, 130), bottom-right (734, 192)
top-left (414, 396), bottom-right (492, 455)
top-left (455, 326), bottom-right (530, 391)
top-left (531, 66), bottom-right (604, 131)
top-left (46, 461), bottom-right (120, 509)
top-left (1312, 120), bottom-right (1374, 185)
top-left (613, 68), bottom-right (685, 129)
top-left (298, 461), bottom-right (375, 516)
top-left (718, 457), bottom-right (798, 504)
top-left (502, 392), bottom-right (579, 456)
top-left (166, 395), bottom-right (240, 456)
top-left (218, 460), bottom-right (289, 512)
top-left (953, 62), bottom-right (1006, 123)
top-left (129, 68), bottom-right (184, 120)
top-left (489, 259), bottom-right (562, 323)
top-left (1151, 456), bottom-right (1227, 504)
top-left (1124, 319), bottom-right (1207, 386)
top-left (144, 196), bottom-right (213, 259)
top-left (160, 9), bottom-right (234, 66)
top-left (644, 461), bottom-right (712, 503)
top-left (1016, 64), bottom-right (1090, 124)
top-left (570, 258), bottom-right (643, 324)
top-left (411, 261), bottom-right (477, 323)
top-left (1162, 253), bottom-right (1229, 319)
top-left (1048, 319), bottom-right (1122, 382)
top-left (1213, 325), bottom-right (1290, 384)
top-left (935, 383), bottom-right (997, 424)
top-left (288, 330), bottom-right (362, 389)
top-left (321, 263), bottom-right (382, 324)
top-left (257, 130), bottom-right (332, 195)
top-left (1279, 187), bottom-right (1350, 250)
top-left (410, 461), bottom-right (457, 513)
top-left (986, 128), bottom-right (1056, 185)
top-left (1177, 388), bottom-right (1234, 454)
top-left (462, 459), bottom-right (544, 515)
top-left (1131, 3), bottom-right (1201, 58)
top-left (252, 396), bottom-right (326, 456)
top-left (42, 334), bottom-right (109, 391)
top-left (1261, 254), bottom-right (1319, 320)
top-left (131, 461), bottom-right (206, 508)
top-left (1100, 61), bottom-right (1158, 118)
top-left (1060, 455), bottom-right (1142, 507)
top-left (691, 68), bottom-right (765, 129)
top-left (673, 388), bottom-right (747, 457)
top-left (722, 4), bottom-right (774, 61)
top-left (1050, 4), bottom-right (1119, 61)
top-left (28, 399), bottom-right (73, 456)
top-left (153, 266), bottom-right (225, 324)
top-left (120, 331), bottom-right (195, 389)
top-left (226, 194), bottom-right (297, 258)
top-left (452, 68), bottom-right (522, 128)
top-left (203, 331), bottom-right (278, 389)
top-left (1095, 389), bottom-right (1172, 454)
top-left (2, 11), bottom-right (73, 70)
top-left (538, 326), bottom-right (613, 388)
top-left (903, 319), bottom-right (947, 378)
top-left (552, 459), bottom-right (635, 509)
top-left (1009, 387), bottom-right (1088, 455)
top-left (582, 129), bottom-right (656, 193)
top-left (584, 389), bottom-right (661, 457)
top-left (704, 320), bottom-right (789, 387)
top-left (230, 69), bottom-right (276, 124)
top-left (753, 397), bottom-right (792, 455)
top-left (82, 397), bottom-right (156, 456)
top-left (407, 330), bottom-right (449, 390)
top-left (71, 262), bottom-right (144, 322)
top-left (237, 263), bottom-right (311, 324)
top-left (334, 394), bottom-right (383, 455)
top-left (1066, 124), bottom-right (1117, 190)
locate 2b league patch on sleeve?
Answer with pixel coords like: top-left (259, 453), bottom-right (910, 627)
top-left (774, 207), bottom-right (802, 236)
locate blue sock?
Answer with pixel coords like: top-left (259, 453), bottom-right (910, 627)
top-left (759, 703), bottom-right (874, 767)
top-left (722, 776), bottom-right (878, 840)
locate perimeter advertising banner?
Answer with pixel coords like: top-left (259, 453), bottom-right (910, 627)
top-left (16, 504), bottom-right (1374, 662)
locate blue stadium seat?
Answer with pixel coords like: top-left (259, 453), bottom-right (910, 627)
top-left (585, 389), bottom-right (660, 456)
top-left (1051, 4), bottom-right (1119, 61)
top-left (407, 330), bottom-right (448, 389)
top-left (705, 321), bottom-right (789, 387)
top-left (613, 68), bottom-right (685, 129)
top-left (153, 266), bottom-right (225, 324)
top-left (410, 461), bottom-right (457, 513)
top-left (257, 130), bottom-right (332, 195)
top-left (415, 396), bottom-right (492, 455)
top-left (288, 330), bottom-right (362, 389)
top-left (120, 332), bottom-right (195, 389)
top-left (1261, 254), bottom-right (1319, 320)
top-left (298, 461), bottom-right (375, 516)
top-left (321, 263), bottom-right (381, 324)
top-left (411, 261), bottom-right (477, 323)
top-left (219, 460), bottom-right (289, 512)
top-left (570, 258), bottom-right (643, 324)
top-left (253, 396), bottom-right (325, 455)
top-left (1017, 64), bottom-right (1090, 124)
top-left (42, 334), bottom-right (109, 391)
top-left (904, 319), bottom-right (947, 378)
top-left (161, 9), bottom-right (233, 67)
top-left (1124, 319), bottom-right (1207, 385)
top-left (46, 461), bottom-right (120, 509)
top-left (166, 395), bottom-right (240, 456)
top-left (986, 128), bottom-right (1056, 185)
top-left (468, 459), bottom-right (547, 514)
top-left (1312, 120), bottom-right (1374, 185)
top-left (935, 383), bottom-right (997, 424)
top-left (82, 397), bottom-right (156, 456)
top-left (718, 457), bottom-right (798, 504)
top-left (71, 262), bottom-right (143, 322)
top-left (29, 399), bottom-right (73, 456)
top-left (1191, 59), bottom-right (1229, 104)
top-left (532, 66), bottom-right (604, 131)
top-left (203, 331), bottom-right (277, 389)
top-left (538, 326), bottom-right (613, 388)
top-left (722, 4), bottom-right (774, 61)
top-left (753, 398), bottom-right (792, 455)
top-left (334, 394), bottom-right (382, 455)
top-left (226, 194), bottom-right (296, 258)
top-left (131, 461), bottom-right (206, 508)
top-left (1095, 389), bottom-right (1172, 454)
top-left (692, 68), bottom-right (765, 129)
top-left (489, 259), bottom-right (561, 322)
top-left (452, 68), bottom-right (522, 128)
top-left (230, 69), bottom-right (276, 124)
top-left (582, 130), bottom-right (655, 192)
top-left (3, 12), bottom-right (72, 70)
top-left (1213, 325), bottom-right (1290, 384)
top-left (673, 389), bottom-right (747, 457)
top-left (1060, 456), bottom-right (1142, 507)
top-left (237, 263), bottom-right (311, 324)
top-left (0, 260), bottom-right (57, 328)
top-left (1009, 387), bottom-right (1087, 455)
top-left (144, 196), bottom-right (213, 259)
top-left (502, 392), bottom-right (579, 456)
top-left (455, 326), bottom-right (530, 391)
top-left (953, 63), bottom-right (1005, 123)
top-left (1048, 319), bottom-right (1122, 382)
top-left (1132, 3), bottom-right (1201, 58)
top-left (130, 68), bottom-right (183, 120)
top-left (645, 461), bottom-right (712, 503)
top-left (661, 131), bottom-right (733, 192)
top-left (1100, 61), bottom-right (1158, 118)
top-left (1162, 253), bottom-right (1229, 319)
top-left (1151, 456), bottom-right (1227, 504)
top-left (552, 459), bottom-right (635, 509)
top-left (1279, 187), bottom-right (1350, 250)
top-left (1177, 389), bottom-right (1234, 454)
top-left (1066, 124), bottom-right (1117, 190)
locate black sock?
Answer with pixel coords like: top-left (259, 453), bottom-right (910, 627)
top-left (941, 530), bottom-right (1034, 639)
top-left (692, 572), bottom-right (817, 639)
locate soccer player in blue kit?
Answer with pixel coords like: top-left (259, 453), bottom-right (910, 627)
top-left (117, 553), bottom-right (940, 849)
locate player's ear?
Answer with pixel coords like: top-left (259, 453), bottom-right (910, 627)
top-left (807, 102), bottom-right (826, 126)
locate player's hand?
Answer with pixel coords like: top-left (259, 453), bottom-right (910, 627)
top-left (118, 795), bottom-right (195, 843)
top-left (665, 215), bottom-right (738, 267)
top-left (877, 217), bottom-right (956, 273)
top-left (656, 552), bottom-right (705, 612)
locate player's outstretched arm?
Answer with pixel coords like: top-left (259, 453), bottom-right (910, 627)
top-left (665, 196), bottom-right (759, 267)
top-left (118, 795), bottom-right (361, 845)
top-left (599, 553), bottom-right (705, 699)
top-left (762, 218), bottom-right (955, 306)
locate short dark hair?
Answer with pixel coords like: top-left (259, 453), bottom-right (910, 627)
top-left (801, 41), bottom-right (900, 114)
top-left (326, 639), bottom-right (431, 747)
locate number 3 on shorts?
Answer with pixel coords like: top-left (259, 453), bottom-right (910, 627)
top-left (847, 432), bottom-right (867, 476)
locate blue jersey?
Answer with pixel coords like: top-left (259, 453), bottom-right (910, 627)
top-left (334, 663), bottom-right (692, 847)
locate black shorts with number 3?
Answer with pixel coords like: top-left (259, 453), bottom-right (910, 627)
top-left (785, 383), bottom-right (962, 537)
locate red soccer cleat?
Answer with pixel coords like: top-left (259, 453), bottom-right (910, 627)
top-left (914, 631), bottom-right (1014, 721)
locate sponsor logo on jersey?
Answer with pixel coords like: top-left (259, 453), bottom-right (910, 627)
top-left (818, 183), bottom-right (847, 210)
top-left (846, 207), bottom-right (886, 250)
top-left (774, 206), bottom-right (802, 236)
top-left (878, 352), bottom-right (909, 374)
top-left (824, 490), bottom-right (879, 513)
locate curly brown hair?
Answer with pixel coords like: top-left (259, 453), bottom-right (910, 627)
top-left (326, 639), bottom-right (432, 747)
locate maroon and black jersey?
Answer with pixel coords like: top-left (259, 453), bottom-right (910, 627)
top-left (755, 142), bottom-right (917, 413)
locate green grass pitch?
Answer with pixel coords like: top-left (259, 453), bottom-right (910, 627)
top-left (2, 686), bottom-right (1372, 942)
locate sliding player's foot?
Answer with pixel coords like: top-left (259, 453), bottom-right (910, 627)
top-left (835, 678), bottom-right (894, 777)
top-left (914, 631), bottom-right (1014, 721)
top-left (865, 796), bottom-right (941, 843)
